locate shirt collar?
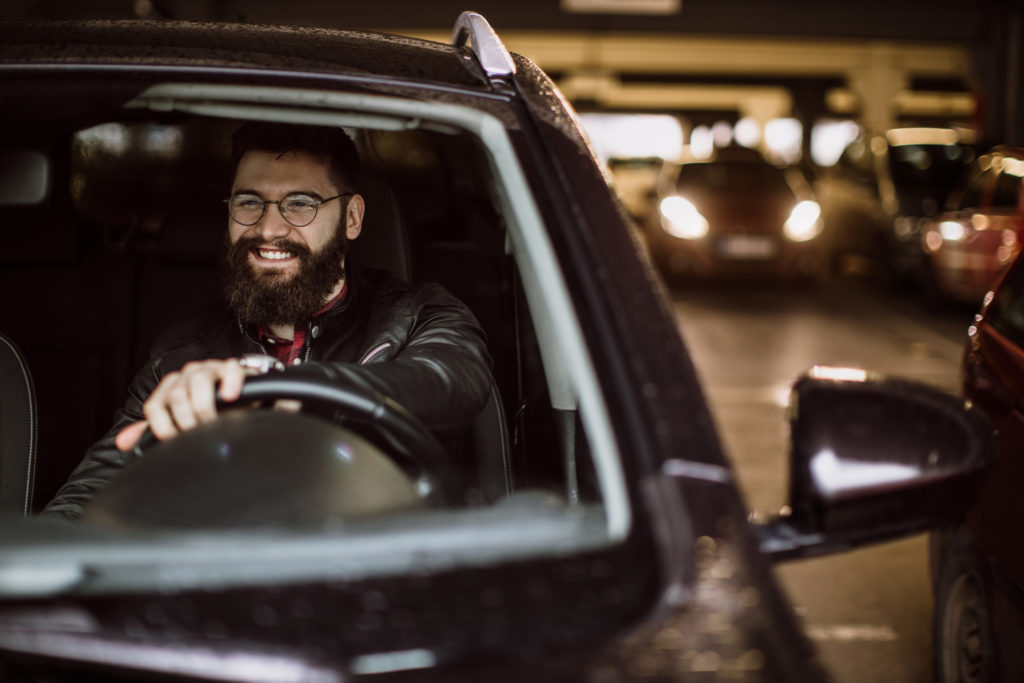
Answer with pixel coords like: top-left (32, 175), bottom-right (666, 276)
top-left (256, 281), bottom-right (348, 347)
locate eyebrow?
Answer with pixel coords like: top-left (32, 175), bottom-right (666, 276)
top-left (231, 189), bottom-right (326, 201)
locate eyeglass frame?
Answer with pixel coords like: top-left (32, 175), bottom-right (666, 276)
top-left (224, 191), bottom-right (354, 228)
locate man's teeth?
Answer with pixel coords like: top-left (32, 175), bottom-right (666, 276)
top-left (258, 249), bottom-right (292, 260)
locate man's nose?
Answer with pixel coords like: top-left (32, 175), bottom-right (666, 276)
top-left (253, 204), bottom-right (292, 240)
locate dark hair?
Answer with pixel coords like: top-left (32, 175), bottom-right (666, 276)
top-left (230, 121), bottom-right (360, 192)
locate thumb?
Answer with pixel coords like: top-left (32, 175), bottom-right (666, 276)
top-left (115, 420), bottom-right (149, 451)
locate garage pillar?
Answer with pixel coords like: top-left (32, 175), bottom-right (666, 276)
top-left (845, 44), bottom-right (908, 134)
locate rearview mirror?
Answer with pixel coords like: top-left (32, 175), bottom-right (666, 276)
top-left (757, 367), bottom-right (995, 562)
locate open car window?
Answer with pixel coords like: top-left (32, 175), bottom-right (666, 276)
top-left (0, 81), bottom-right (632, 597)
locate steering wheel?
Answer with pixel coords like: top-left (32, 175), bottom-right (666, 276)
top-left (132, 373), bottom-right (455, 503)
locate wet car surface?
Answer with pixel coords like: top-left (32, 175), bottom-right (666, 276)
top-left (0, 14), bottom-right (998, 682)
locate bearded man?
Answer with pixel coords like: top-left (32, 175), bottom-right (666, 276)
top-left (43, 122), bottom-right (493, 519)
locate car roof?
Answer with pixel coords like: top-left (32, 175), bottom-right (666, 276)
top-left (0, 19), bottom-right (490, 90)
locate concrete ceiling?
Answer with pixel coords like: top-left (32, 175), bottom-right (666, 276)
top-left (3, 0), bottom-right (1020, 142)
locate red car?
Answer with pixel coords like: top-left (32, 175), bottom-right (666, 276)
top-left (646, 147), bottom-right (826, 281)
top-left (933, 250), bottom-right (1024, 680)
top-left (921, 146), bottom-right (1024, 303)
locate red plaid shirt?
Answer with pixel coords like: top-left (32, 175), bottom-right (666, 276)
top-left (258, 284), bottom-right (347, 365)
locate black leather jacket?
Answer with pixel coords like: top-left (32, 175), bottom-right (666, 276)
top-left (43, 265), bottom-right (493, 519)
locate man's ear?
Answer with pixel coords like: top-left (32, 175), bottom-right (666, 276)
top-left (345, 193), bottom-right (365, 240)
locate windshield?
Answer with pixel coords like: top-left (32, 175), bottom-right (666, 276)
top-left (887, 143), bottom-right (975, 214)
top-left (677, 161), bottom-right (793, 197)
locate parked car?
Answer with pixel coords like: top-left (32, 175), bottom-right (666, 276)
top-left (0, 15), bottom-right (996, 682)
top-left (646, 146), bottom-right (826, 282)
top-left (920, 146), bottom-right (1024, 304)
top-left (933, 248), bottom-right (1024, 681)
top-left (816, 127), bottom-right (976, 283)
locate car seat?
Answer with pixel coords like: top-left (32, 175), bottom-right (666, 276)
top-left (353, 170), bottom-right (512, 502)
top-left (0, 333), bottom-right (37, 515)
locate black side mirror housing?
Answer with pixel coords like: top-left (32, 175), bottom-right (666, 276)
top-left (757, 368), bottom-right (995, 562)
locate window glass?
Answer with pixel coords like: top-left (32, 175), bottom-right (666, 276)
top-left (987, 264), bottom-right (1024, 348)
top-left (49, 113), bottom-right (603, 530)
top-left (991, 168), bottom-right (1021, 211)
top-left (958, 169), bottom-right (993, 210)
top-left (887, 144), bottom-right (973, 212)
top-left (836, 139), bottom-right (875, 182)
top-left (71, 120), bottom-right (233, 236)
top-left (676, 161), bottom-right (792, 197)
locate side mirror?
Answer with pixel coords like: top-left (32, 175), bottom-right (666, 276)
top-left (757, 367), bottom-right (995, 562)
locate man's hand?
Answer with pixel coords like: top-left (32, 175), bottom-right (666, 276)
top-left (116, 358), bottom-right (249, 450)
top-left (114, 421), bottom-right (150, 451)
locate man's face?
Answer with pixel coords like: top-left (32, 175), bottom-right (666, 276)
top-left (222, 149), bottom-right (364, 326)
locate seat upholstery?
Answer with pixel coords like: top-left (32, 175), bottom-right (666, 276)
top-left (0, 333), bottom-right (36, 515)
top-left (348, 171), bottom-right (412, 281)
top-left (352, 170), bottom-right (512, 501)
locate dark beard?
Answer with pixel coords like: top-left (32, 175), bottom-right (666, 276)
top-left (220, 231), bottom-right (347, 327)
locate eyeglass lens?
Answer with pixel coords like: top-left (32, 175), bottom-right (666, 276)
top-left (228, 193), bottom-right (322, 227)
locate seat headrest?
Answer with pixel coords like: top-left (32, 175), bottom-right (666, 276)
top-left (348, 172), bottom-right (411, 282)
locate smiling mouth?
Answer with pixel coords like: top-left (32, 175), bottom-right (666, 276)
top-left (253, 247), bottom-right (295, 262)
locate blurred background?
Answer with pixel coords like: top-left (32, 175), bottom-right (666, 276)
top-left (4, 0), bottom-right (1015, 150)
top-left (4, 3), bottom-right (1023, 681)
top-left (5, 0), bottom-right (1020, 293)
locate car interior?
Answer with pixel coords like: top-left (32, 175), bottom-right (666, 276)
top-left (0, 78), bottom-right (626, 553)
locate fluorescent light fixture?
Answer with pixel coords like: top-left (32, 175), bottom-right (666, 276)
top-left (885, 127), bottom-right (959, 146)
top-left (808, 366), bottom-right (868, 382)
top-left (579, 113), bottom-right (684, 161)
top-left (561, 0), bottom-right (680, 14)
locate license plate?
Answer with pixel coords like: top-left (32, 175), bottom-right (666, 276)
top-left (717, 235), bottom-right (777, 260)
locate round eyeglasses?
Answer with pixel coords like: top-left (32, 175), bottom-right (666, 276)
top-left (225, 192), bottom-right (353, 228)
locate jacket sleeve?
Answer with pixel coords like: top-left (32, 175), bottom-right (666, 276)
top-left (290, 282), bottom-right (494, 436)
top-left (40, 363), bottom-right (159, 520)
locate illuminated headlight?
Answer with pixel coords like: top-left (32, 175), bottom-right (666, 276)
top-left (659, 196), bottom-right (709, 239)
top-left (939, 220), bottom-right (966, 241)
top-left (783, 201), bottom-right (823, 242)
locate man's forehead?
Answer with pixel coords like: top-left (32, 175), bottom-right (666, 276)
top-left (233, 149), bottom-right (334, 187)
top-left (237, 148), bottom-right (330, 169)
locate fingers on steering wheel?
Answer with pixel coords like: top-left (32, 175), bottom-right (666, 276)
top-left (188, 369), bottom-right (219, 424)
top-left (143, 377), bottom-right (180, 441)
top-left (143, 359), bottom-right (252, 441)
top-left (217, 360), bottom-right (248, 403)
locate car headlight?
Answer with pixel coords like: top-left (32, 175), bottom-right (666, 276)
top-left (783, 200), bottom-right (823, 242)
top-left (659, 196), bottom-right (709, 239)
top-left (939, 220), bottom-right (966, 241)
